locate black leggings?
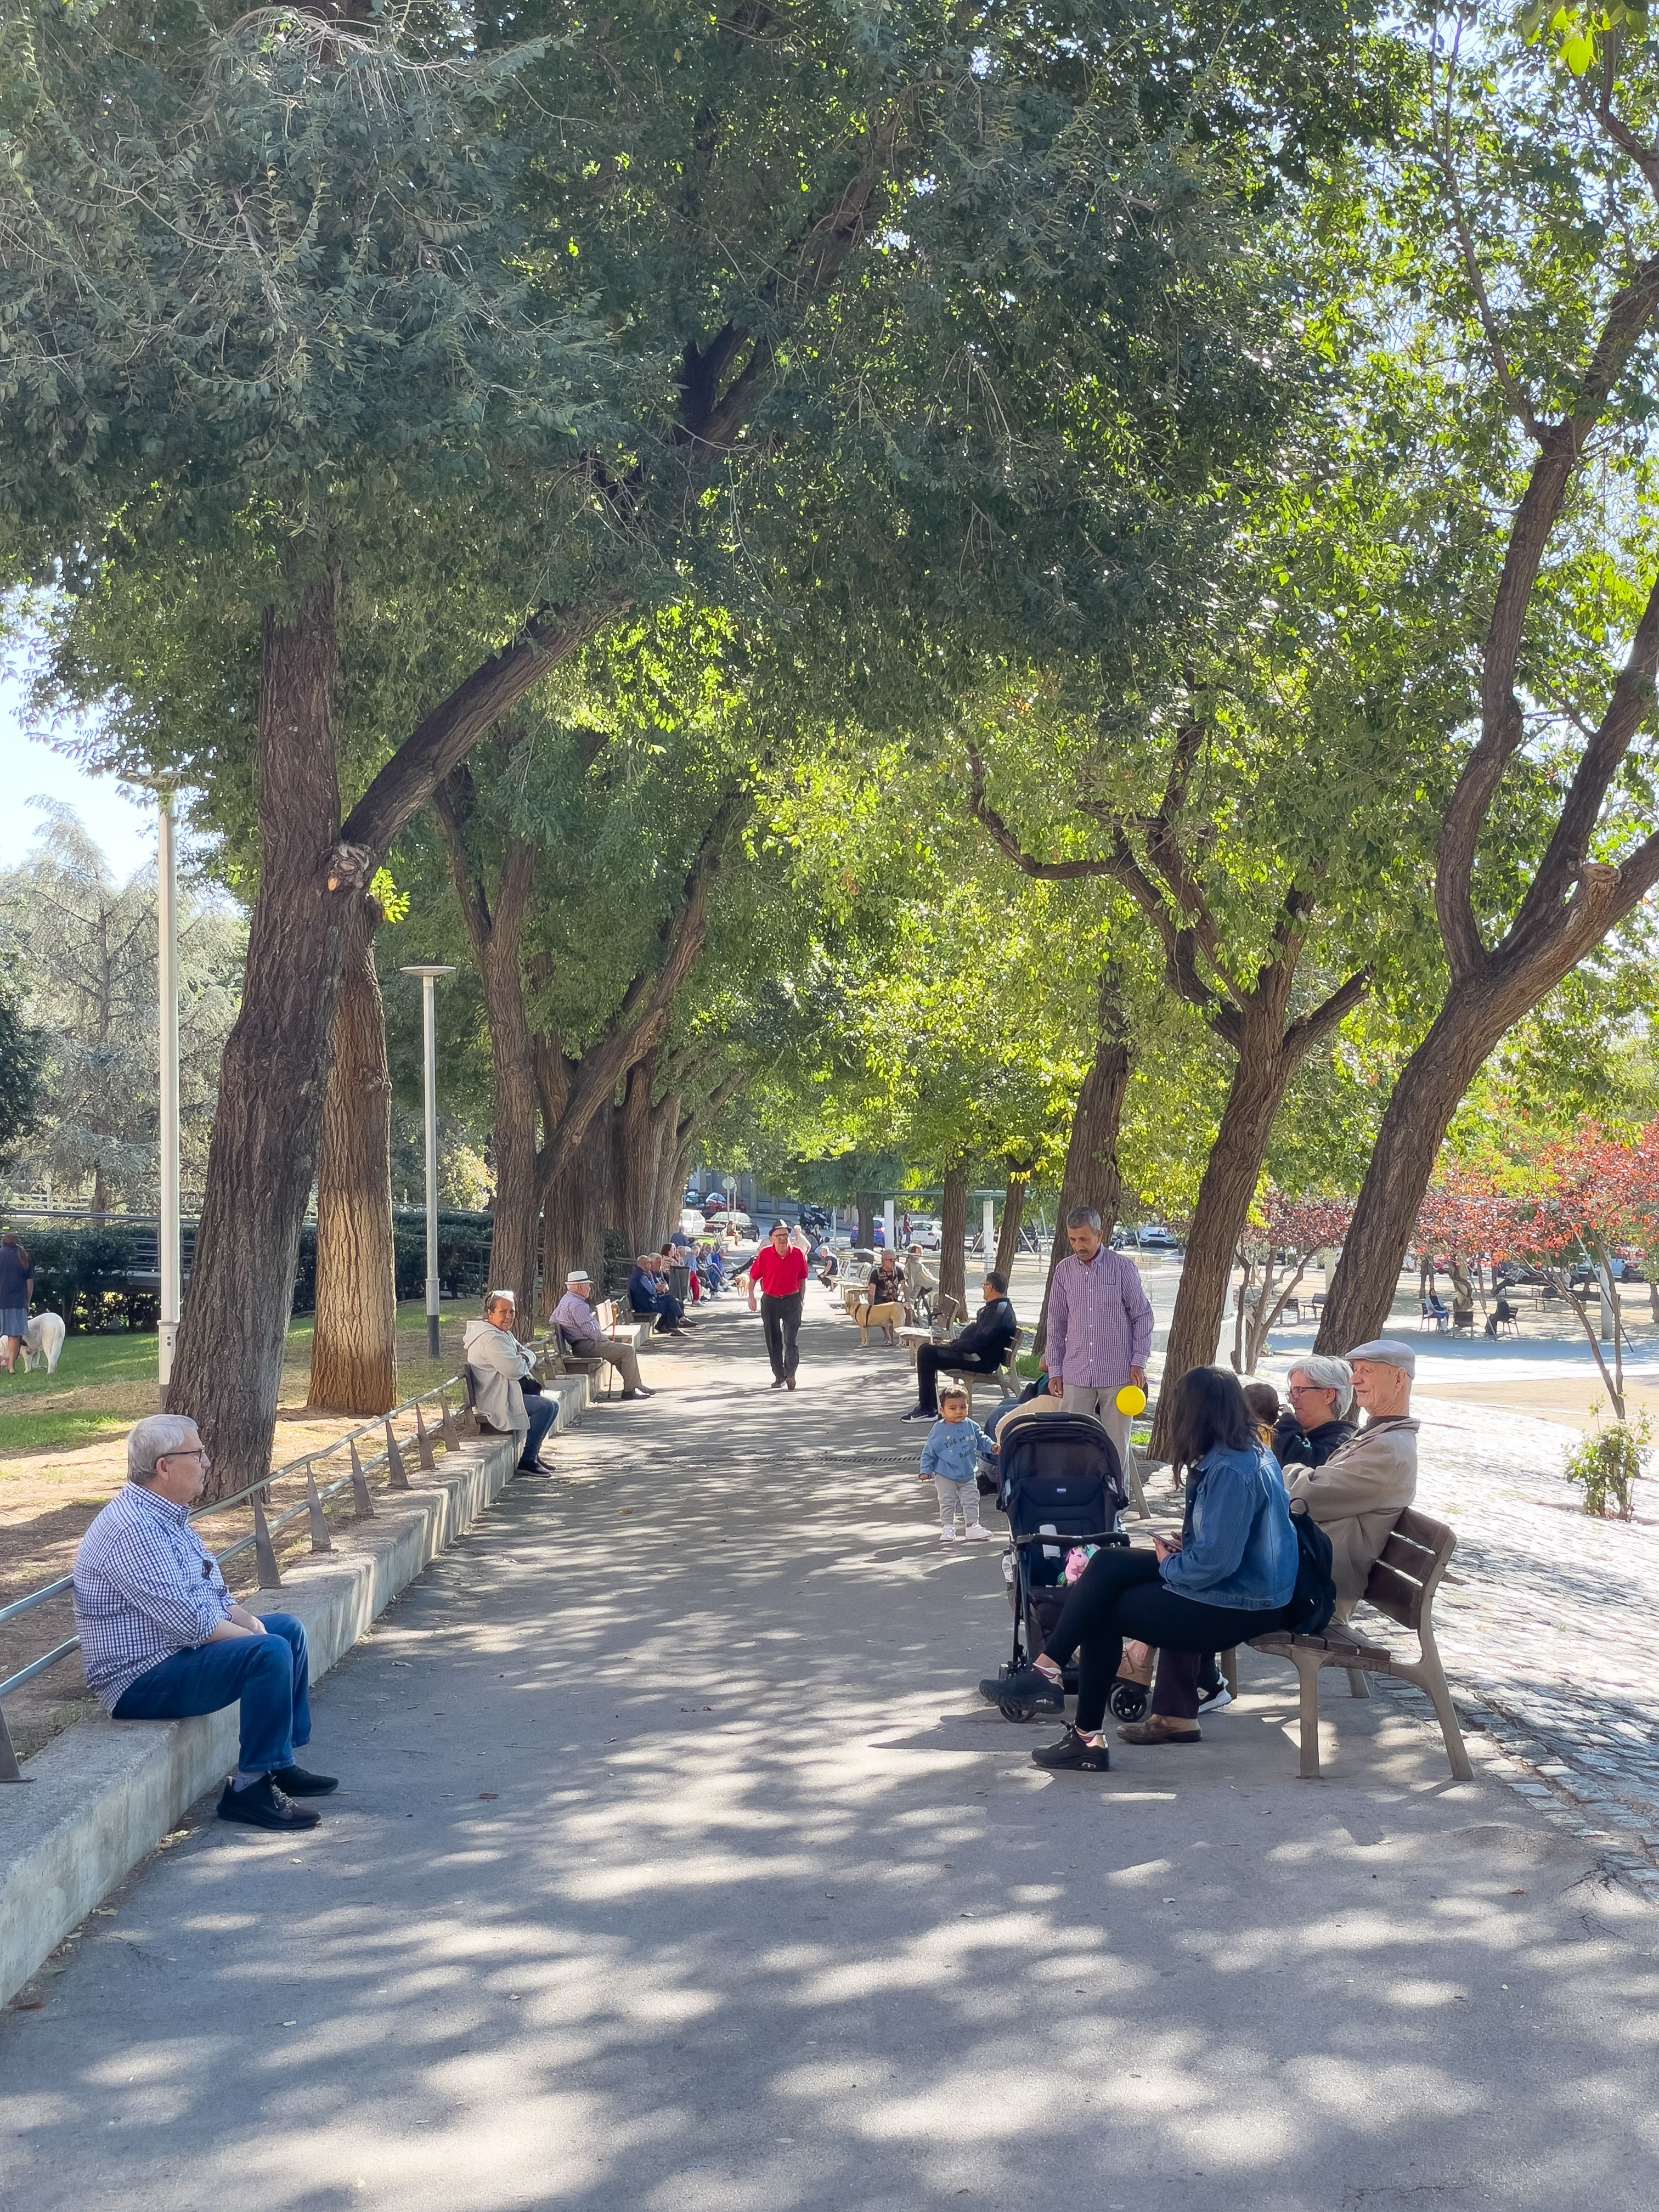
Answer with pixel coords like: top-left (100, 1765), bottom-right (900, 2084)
top-left (1045, 1547), bottom-right (1290, 1733)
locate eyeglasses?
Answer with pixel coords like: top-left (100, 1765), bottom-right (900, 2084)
top-left (157, 1447), bottom-right (211, 1466)
top-left (1285, 1384), bottom-right (1329, 1400)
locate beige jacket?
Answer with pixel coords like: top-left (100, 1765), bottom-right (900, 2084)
top-left (1285, 1415), bottom-right (1418, 1605)
top-left (462, 1318), bottom-right (533, 1440)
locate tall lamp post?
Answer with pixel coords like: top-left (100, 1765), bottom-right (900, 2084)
top-left (400, 964), bottom-right (455, 1357)
top-left (148, 782), bottom-right (181, 1402)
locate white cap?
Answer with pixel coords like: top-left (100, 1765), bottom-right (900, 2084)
top-left (1346, 1336), bottom-right (1416, 1377)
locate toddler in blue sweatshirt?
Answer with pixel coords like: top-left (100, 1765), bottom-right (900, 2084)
top-left (919, 1386), bottom-right (997, 1543)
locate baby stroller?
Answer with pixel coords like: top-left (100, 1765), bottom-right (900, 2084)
top-left (989, 1411), bottom-right (1145, 1723)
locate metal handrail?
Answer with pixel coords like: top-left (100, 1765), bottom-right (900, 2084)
top-left (0, 1374), bottom-right (467, 1725)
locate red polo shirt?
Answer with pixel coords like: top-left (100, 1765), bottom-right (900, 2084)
top-left (749, 1243), bottom-right (809, 1296)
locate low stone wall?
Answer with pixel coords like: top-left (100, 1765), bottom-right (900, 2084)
top-left (0, 1399), bottom-right (569, 2007)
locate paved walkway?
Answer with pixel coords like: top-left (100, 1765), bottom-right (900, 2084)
top-left (4, 1295), bottom-right (1657, 2210)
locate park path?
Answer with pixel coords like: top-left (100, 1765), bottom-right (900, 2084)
top-left (3, 1290), bottom-right (1657, 2212)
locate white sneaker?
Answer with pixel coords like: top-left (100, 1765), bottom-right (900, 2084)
top-left (939, 1529), bottom-right (960, 1544)
top-left (962, 1525), bottom-right (995, 1542)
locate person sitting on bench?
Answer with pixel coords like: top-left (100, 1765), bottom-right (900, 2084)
top-left (74, 1416), bottom-right (337, 1833)
top-left (628, 1255), bottom-right (688, 1334)
top-left (1283, 1336), bottom-right (1419, 1622)
top-left (550, 1271), bottom-right (653, 1401)
top-left (464, 1291), bottom-right (556, 1471)
top-left (900, 1270), bottom-right (1018, 1420)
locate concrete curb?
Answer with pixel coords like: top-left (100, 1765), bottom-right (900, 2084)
top-left (0, 1400), bottom-right (567, 2008)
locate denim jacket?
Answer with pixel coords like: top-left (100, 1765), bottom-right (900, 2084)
top-left (1159, 1441), bottom-right (1297, 1611)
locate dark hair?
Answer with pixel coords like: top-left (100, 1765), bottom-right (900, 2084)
top-left (1241, 1379), bottom-right (1280, 1427)
top-left (984, 1268), bottom-right (1008, 1295)
top-left (1164, 1367), bottom-right (1254, 1476)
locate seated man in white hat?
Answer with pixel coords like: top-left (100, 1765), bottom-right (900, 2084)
top-left (550, 1271), bottom-right (653, 1401)
top-left (1283, 1336), bottom-right (1420, 1622)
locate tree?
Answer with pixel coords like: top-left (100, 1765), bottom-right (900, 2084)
top-left (307, 875), bottom-right (403, 1417)
top-left (5, 0), bottom-right (1400, 1488)
top-left (0, 969), bottom-right (44, 1175)
top-left (1316, 22), bottom-right (1659, 1349)
top-left (1509, 1122), bottom-right (1659, 1422)
top-left (1230, 1189), bottom-right (1354, 1373)
top-left (0, 802), bottom-right (240, 1209)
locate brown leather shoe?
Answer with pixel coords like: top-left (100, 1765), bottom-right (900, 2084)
top-left (1116, 1717), bottom-right (1202, 1746)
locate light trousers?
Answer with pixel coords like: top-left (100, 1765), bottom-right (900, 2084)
top-left (932, 1475), bottom-right (982, 1533)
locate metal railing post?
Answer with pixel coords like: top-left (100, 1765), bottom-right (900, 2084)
top-left (385, 1418), bottom-right (410, 1492)
top-left (441, 1393), bottom-right (460, 1453)
top-left (415, 1402), bottom-right (436, 1472)
top-left (252, 1492), bottom-right (281, 1587)
top-left (303, 1469), bottom-right (333, 1553)
top-left (349, 1440), bottom-right (375, 1518)
top-left (0, 1704), bottom-right (28, 1784)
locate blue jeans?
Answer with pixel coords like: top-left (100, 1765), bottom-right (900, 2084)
top-left (520, 1386), bottom-right (556, 1468)
top-left (112, 1611), bottom-right (311, 1775)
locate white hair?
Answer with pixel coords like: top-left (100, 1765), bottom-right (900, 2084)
top-left (128, 1414), bottom-right (200, 1482)
top-left (1288, 1355), bottom-right (1355, 1419)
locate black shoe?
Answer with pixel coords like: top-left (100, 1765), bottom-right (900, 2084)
top-left (270, 1763), bottom-right (339, 1797)
top-left (771, 1376), bottom-right (786, 1389)
top-left (1031, 1726), bottom-right (1111, 1772)
top-left (979, 1666), bottom-right (1063, 1713)
top-left (1197, 1681), bottom-right (1233, 1713)
top-left (786, 1376), bottom-right (797, 1390)
top-left (620, 1386), bottom-right (654, 1401)
top-left (899, 1406), bottom-right (933, 1421)
top-left (217, 1776), bottom-right (322, 1830)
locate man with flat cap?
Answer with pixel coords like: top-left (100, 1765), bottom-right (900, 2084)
top-left (1283, 1337), bottom-right (1420, 1621)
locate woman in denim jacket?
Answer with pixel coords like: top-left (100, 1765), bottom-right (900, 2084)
top-left (982, 1366), bottom-right (1297, 1771)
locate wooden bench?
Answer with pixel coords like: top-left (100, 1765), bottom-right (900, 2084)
top-left (1222, 1505), bottom-right (1471, 1781)
top-left (936, 1322), bottom-right (1031, 1417)
top-left (895, 1294), bottom-right (962, 1367)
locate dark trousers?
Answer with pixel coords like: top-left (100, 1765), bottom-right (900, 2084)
top-left (520, 1387), bottom-right (556, 1469)
top-left (639, 1291), bottom-right (684, 1331)
top-left (916, 1342), bottom-right (998, 1413)
top-left (760, 1290), bottom-right (804, 1379)
top-left (112, 1611), bottom-right (311, 1776)
top-left (1045, 1547), bottom-right (1290, 1732)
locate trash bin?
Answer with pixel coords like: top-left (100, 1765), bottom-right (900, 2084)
top-left (669, 1263), bottom-right (691, 1305)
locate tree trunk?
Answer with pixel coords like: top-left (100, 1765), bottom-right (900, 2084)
top-left (168, 580), bottom-right (353, 1499)
top-left (644, 1090), bottom-right (683, 1249)
top-left (994, 1174), bottom-right (1028, 1280)
top-left (1314, 986), bottom-right (1514, 1353)
top-left (307, 894), bottom-right (396, 1414)
top-left (543, 1134), bottom-right (605, 1311)
top-left (1035, 970), bottom-right (1131, 1358)
top-left (940, 1165), bottom-right (968, 1313)
top-left (856, 1191), bottom-right (876, 1247)
top-left (615, 1061), bottom-right (662, 1253)
top-left (1150, 1035), bottom-right (1293, 1457)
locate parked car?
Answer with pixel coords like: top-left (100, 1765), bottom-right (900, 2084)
top-left (908, 1220), bottom-right (944, 1251)
top-left (679, 1209), bottom-right (707, 1239)
top-left (1135, 1224), bottom-right (1182, 1251)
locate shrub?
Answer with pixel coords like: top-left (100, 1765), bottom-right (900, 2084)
top-left (23, 1222), bottom-right (162, 1334)
top-left (1563, 1412), bottom-right (1651, 1520)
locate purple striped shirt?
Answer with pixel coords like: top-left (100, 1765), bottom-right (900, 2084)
top-left (1047, 1246), bottom-right (1153, 1387)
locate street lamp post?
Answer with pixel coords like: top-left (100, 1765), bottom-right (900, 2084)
top-left (156, 788), bottom-right (180, 1400)
top-left (399, 964), bottom-right (456, 1358)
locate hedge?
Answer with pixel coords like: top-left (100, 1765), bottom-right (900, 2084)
top-left (16, 1210), bottom-right (497, 1333)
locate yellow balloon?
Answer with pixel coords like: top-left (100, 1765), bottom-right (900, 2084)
top-left (1115, 1383), bottom-right (1147, 1417)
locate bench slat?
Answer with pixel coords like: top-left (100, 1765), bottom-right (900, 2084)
top-left (1392, 1504), bottom-right (1455, 1556)
top-left (1361, 1560), bottom-right (1425, 1630)
top-left (1376, 1530), bottom-right (1437, 1579)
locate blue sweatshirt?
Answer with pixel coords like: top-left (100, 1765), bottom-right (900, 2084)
top-left (920, 1417), bottom-right (994, 1484)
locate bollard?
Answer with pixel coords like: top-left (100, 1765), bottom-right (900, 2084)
top-left (441, 1392), bottom-right (460, 1453)
top-left (385, 1418), bottom-right (410, 1492)
top-left (252, 1491), bottom-right (282, 1587)
top-left (349, 1438), bottom-right (375, 1518)
top-left (415, 1402), bottom-right (436, 1472)
top-left (303, 1468), bottom-right (333, 1553)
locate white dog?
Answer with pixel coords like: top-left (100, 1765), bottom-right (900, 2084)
top-left (19, 1311), bottom-right (65, 1375)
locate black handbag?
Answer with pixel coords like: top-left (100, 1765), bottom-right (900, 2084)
top-left (1283, 1497), bottom-right (1337, 1634)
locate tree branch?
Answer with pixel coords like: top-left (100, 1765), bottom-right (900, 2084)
top-left (1280, 966), bottom-right (1373, 1063)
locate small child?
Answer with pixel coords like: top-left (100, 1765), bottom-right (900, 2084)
top-left (919, 1386), bottom-right (997, 1544)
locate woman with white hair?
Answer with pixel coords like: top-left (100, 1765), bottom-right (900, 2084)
top-left (1271, 1355), bottom-right (1357, 1471)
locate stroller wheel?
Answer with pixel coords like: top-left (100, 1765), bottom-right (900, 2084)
top-left (998, 1698), bottom-right (1038, 1723)
top-left (1109, 1680), bottom-right (1150, 1723)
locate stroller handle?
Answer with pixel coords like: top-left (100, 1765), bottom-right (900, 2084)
top-left (1009, 1528), bottom-right (1128, 1550)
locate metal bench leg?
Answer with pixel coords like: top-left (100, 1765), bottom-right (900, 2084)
top-left (1295, 1651), bottom-right (1325, 1779)
top-left (1347, 1668), bottom-right (1370, 1699)
top-left (1123, 1440), bottom-right (1150, 1520)
top-left (1221, 1647), bottom-right (1238, 1699)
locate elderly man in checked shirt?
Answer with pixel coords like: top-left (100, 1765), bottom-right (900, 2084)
top-left (73, 1414), bottom-right (336, 1832)
top-left (1045, 1206), bottom-right (1154, 1474)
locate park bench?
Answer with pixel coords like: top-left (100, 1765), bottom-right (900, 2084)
top-left (895, 1294), bottom-right (962, 1365)
top-left (1221, 1504), bottom-right (1471, 1781)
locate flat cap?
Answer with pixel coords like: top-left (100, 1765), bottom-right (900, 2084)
top-left (1345, 1336), bottom-right (1416, 1377)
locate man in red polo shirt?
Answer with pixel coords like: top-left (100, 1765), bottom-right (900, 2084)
top-left (748, 1219), bottom-right (810, 1390)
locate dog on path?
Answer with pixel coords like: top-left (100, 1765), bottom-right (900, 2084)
top-left (19, 1311), bottom-right (65, 1375)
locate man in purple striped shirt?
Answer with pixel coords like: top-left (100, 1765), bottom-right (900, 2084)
top-left (1045, 1207), bottom-right (1154, 1472)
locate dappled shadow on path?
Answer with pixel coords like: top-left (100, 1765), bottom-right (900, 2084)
top-left (4, 1300), bottom-right (1657, 2212)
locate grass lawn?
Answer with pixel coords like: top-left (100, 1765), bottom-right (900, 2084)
top-left (1, 1304), bottom-right (469, 1466)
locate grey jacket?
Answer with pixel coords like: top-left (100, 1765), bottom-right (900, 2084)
top-left (462, 1317), bottom-right (534, 1440)
top-left (1285, 1415), bottom-right (1419, 1605)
